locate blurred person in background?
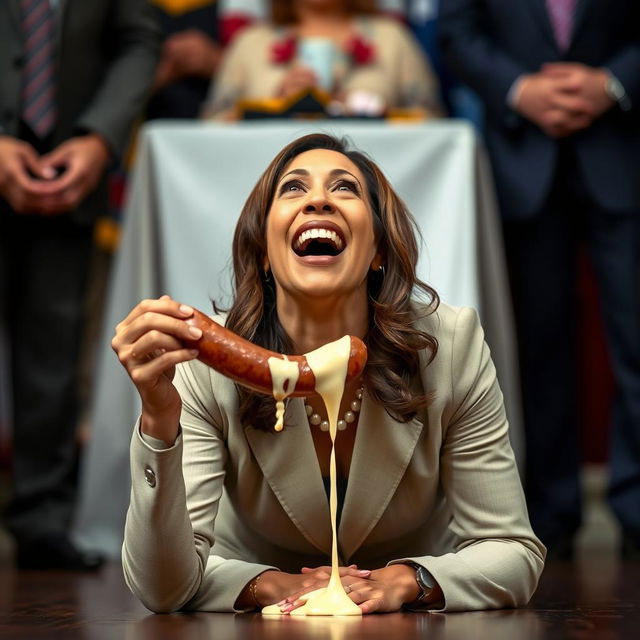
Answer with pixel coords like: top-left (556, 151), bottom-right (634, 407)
top-left (202, 0), bottom-right (443, 119)
top-left (0, 0), bottom-right (159, 570)
top-left (439, 0), bottom-right (640, 559)
top-left (148, 0), bottom-right (260, 121)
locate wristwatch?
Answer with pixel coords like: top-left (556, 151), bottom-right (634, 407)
top-left (404, 561), bottom-right (434, 603)
top-left (604, 71), bottom-right (632, 112)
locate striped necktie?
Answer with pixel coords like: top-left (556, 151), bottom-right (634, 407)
top-left (20, 0), bottom-right (57, 138)
top-left (546, 0), bottom-right (577, 52)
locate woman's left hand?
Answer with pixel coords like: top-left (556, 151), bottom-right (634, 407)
top-left (285, 564), bottom-right (421, 614)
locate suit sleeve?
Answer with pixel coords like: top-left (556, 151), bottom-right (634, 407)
top-left (122, 361), bottom-right (276, 613)
top-left (438, 0), bottom-right (527, 123)
top-left (75, 0), bottom-right (161, 157)
top-left (392, 307), bottom-right (546, 611)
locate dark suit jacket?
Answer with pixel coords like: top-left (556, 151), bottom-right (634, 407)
top-left (0, 0), bottom-right (160, 223)
top-left (438, 0), bottom-right (640, 219)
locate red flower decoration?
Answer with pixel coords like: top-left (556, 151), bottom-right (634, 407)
top-left (271, 36), bottom-right (297, 64)
top-left (345, 35), bottom-right (375, 65)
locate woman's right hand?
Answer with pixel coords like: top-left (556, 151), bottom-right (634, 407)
top-left (111, 295), bottom-right (202, 445)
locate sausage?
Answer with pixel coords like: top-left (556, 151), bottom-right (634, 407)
top-left (183, 309), bottom-right (367, 396)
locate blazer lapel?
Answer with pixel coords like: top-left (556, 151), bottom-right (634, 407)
top-left (55, 0), bottom-right (69, 47)
top-left (7, 0), bottom-right (21, 31)
top-left (567, 0), bottom-right (589, 51)
top-left (244, 398), bottom-right (332, 555)
top-left (526, 0), bottom-right (558, 51)
top-left (338, 390), bottom-right (424, 561)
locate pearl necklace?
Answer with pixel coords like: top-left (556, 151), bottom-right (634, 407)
top-left (305, 387), bottom-right (364, 432)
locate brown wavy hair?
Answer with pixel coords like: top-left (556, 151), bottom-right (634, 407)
top-left (224, 133), bottom-right (439, 430)
top-left (272, 0), bottom-right (378, 25)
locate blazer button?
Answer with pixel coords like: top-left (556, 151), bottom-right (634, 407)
top-left (144, 466), bottom-right (157, 488)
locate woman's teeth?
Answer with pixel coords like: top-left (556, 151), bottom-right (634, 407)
top-left (294, 228), bottom-right (344, 251)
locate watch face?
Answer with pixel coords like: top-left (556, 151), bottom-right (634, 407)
top-left (415, 566), bottom-right (430, 593)
top-left (607, 77), bottom-right (624, 102)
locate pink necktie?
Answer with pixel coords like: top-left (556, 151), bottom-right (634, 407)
top-left (546, 0), bottom-right (577, 52)
top-left (20, 0), bottom-right (57, 138)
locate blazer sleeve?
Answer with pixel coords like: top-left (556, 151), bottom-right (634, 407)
top-left (438, 0), bottom-right (528, 123)
top-left (74, 0), bottom-right (161, 157)
top-left (391, 307), bottom-right (545, 611)
top-left (121, 361), bottom-right (277, 613)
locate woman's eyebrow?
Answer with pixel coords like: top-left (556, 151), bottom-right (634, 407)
top-left (279, 168), bottom-right (310, 181)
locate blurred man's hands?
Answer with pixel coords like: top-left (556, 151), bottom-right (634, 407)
top-left (0, 136), bottom-right (53, 212)
top-left (515, 63), bottom-right (614, 138)
top-left (36, 133), bottom-right (111, 213)
top-left (0, 133), bottom-right (110, 215)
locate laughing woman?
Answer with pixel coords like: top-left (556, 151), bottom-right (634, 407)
top-left (113, 133), bottom-right (545, 614)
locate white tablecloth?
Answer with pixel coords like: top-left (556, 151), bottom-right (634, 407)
top-left (74, 120), bottom-right (522, 557)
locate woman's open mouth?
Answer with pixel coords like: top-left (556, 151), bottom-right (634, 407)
top-left (292, 222), bottom-right (346, 258)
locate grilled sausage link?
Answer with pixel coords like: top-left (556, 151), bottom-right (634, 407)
top-left (183, 309), bottom-right (367, 396)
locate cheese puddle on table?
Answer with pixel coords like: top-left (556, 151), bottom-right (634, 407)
top-left (262, 336), bottom-right (362, 617)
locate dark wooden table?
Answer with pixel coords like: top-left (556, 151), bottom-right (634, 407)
top-left (1, 557), bottom-right (638, 640)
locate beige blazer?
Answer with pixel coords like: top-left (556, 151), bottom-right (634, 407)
top-left (122, 304), bottom-right (545, 613)
top-left (203, 16), bottom-right (443, 118)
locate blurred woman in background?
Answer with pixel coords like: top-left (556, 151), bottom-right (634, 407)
top-left (203, 0), bottom-right (442, 119)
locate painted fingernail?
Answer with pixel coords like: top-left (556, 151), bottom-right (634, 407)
top-left (188, 349), bottom-right (199, 357)
top-left (280, 603), bottom-right (294, 613)
top-left (188, 326), bottom-right (202, 339)
top-left (179, 304), bottom-right (193, 315)
top-left (276, 599), bottom-right (286, 607)
top-left (358, 570), bottom-right (371, 576)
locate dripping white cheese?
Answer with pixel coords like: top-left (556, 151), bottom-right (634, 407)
top-left (262, 336), bottom-right (362, 617)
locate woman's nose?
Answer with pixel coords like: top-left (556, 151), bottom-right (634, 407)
top-left (304, 192), bottom-right (334, 214)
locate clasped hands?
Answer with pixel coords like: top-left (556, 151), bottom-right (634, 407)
top-left (515, 62), bottom-right (615, 138)
top-left (248, 563), bottom-right (427, 614)
top-left (0, 133), bottom-right (110, 214)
